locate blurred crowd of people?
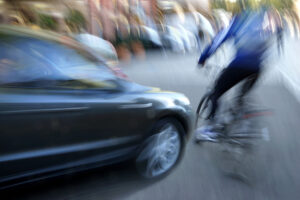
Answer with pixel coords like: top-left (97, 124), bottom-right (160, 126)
top-left (0, 0), bottom-right (300, 62)
top-left (0, 0), bottom-right (225, 62)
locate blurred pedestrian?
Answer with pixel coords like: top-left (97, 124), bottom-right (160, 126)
top-left (277, 25), bottom-right (284, 56)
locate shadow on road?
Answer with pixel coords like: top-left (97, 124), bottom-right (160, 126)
top-left (0, 162), bottom-right (160, 200)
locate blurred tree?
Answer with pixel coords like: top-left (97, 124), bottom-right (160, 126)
top-left (212, 0), bottom-right (296, 12)
top-left (261, 0), bottom-right (294, 11)
top-left (39, 14), bottom-right (58, 31)
top-left (211, 0), bottom-right (227, 10)
top-left (65, 9), bottom-right (86, 33)
top-left (211, 0), bottom-right (299, 36)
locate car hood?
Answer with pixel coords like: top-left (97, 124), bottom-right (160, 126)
top-left (118, 79), bottom-right (194, 135)
top-left (119, 79), bottom-right (172, 94)
top-left (120, 80), bottom-right (191, 107)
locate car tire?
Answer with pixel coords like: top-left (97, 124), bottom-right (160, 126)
top-left (135, 118), bottom-right (185, 179)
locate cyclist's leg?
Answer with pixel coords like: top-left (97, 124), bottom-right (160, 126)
top-left (236, 71), bottom-right (260, 108)
top-left (208, 62), bottom-right (257, 119)
top-left (208, 68), bottom-right (242, 119)
top-left (196, 63), bottom-right (254, 141)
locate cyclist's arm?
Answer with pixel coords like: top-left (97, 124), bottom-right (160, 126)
top-left (198, 16), bottom-right (238, 65)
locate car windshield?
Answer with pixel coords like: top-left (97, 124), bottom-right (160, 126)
top-left (0, 34), bottom-right (116, 88)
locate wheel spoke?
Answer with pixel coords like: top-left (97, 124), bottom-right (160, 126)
top-left (147, 154), bottom-right (160, 176)
top-left (138, 122), bottom-right (182, 178)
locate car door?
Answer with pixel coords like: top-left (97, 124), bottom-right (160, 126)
top-left (26, 38), bottom-right (150, 165)
top-left (0, 36), bottom-right (86, 181)
top-left (0, 86), bottom-right (145, 181)
top-left (0, 35), bottom-right (148, 183)
top-left (26, 82), bottom-right (147, 170)
top-left (0, 87), bottom-right (91, 181)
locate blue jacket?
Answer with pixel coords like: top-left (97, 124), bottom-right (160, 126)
top-left (199, 9), bottom-right (277, 68)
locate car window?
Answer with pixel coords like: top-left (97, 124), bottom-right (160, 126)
top-left (0, 34), bottom-right (117, 90)
top-left (0, 37), bottom-right (57, 85)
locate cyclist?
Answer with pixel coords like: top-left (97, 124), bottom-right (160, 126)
top-left (196, 5), bottom-right (282, 141)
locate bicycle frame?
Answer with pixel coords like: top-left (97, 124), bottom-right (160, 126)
top-left (195, 96), bottom-right (272, 146)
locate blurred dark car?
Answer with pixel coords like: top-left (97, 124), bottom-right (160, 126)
top-left (0, 25), bottom-right (194, 189)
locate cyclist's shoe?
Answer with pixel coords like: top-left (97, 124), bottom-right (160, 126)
top-left (195, 125), bottom-right (224, 142)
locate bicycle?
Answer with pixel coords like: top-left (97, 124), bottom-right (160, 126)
top-left (194, 74), bottom-right (272, 182)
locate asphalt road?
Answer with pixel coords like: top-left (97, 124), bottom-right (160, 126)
top-left (1, 39), bottom-right (300, 200)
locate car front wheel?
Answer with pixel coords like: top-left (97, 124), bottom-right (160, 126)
top-left (135, 118), bottom-right (185, 178)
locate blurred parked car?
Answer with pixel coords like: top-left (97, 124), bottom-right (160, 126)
top-left (163, 11), bottom-right (215, 53)
top-left (139, 25), bottom-right (163, 49)
top-left (212, 9), bottom-right (232, 30)
top-left (162, 25), bottom-right (188, 53)
top-left (0, 25), bottom-right (194, 189)
top-left (176, 25), bottom-right (198, 52)
top-left (75, 33), bottom-right (118, 66)
top-left (189, 12), bottom-right (215, 38)
top-left (187, 12), bottom-right (216, 50)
